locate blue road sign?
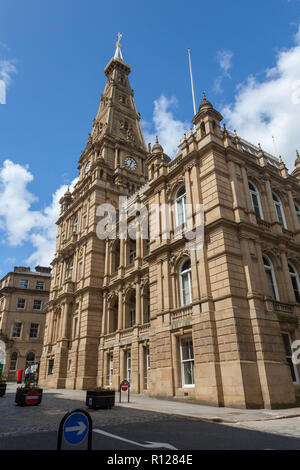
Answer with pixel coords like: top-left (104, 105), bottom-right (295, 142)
top-left (63, 411), bottom-right (89, 445)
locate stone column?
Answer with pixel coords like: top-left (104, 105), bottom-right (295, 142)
top-left (101, 294), bottom-right (107, 335)
top-left (227, 159), bottom-right (242, 222)
top-left (103, 351), bottom-right (108, 386)
top-left (114, 146), bottom-right (119, 168)
top-left (240, 165), bottom-right (257, 224)
top-left (157, 260), bottom-right (163, 312)
top-left (280, 249), bottom-right (295, 303)
top-left (120, 348), bottom-right (125, 382)
top-left (135, 280), bottom-right (141, 325)
top-left (103, 239), bottom-right (110, 285)
top-left (47, 310), bottom-right (54, 344)
top-left (265, 178), bottom-right (277, 223)
top-left (139, 343), bottom-right (145, 391)
top-left (184, 167), bottom-right (193, 214)
top-left (287, 188), bottom-right (298, 232)
top-left (62, 302), bottom-right (70, 339)
top-left (118, 289), bottom-right (123, 330)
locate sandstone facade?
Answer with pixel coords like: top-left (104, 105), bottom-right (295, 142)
top-left (39, 42), bottom-right (300, 408)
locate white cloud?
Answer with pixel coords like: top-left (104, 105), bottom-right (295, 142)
top-left (214, 50), bottom-right (234, 94)
top-left (222, 26), bottom-right (300, 169)
top-left (142, 95), bottom-right (190, 158)
top-left (0, 160), bottom-right (77, 267)
top-left (218, 50), bottom-right (234, 78)
top-left (0, 59), bottom-right (16, 87)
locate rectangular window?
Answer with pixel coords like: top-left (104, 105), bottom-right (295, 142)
top-left (282, 332), bottom-right (299, 383)
top-left (29, 323), bottom-right (39, 338)
top-left (73, 317), bottom-right (78, 338)
top-left (33, 300), bottom-right (42, 310)
top-left (180, 336), bottom-right (195, 387)
top-left (251, 194), bottom-right (262, 219)
top-left (12, 322), bottom-right (22, 338)
top-left (129, 309), bottom-right (135, 327)
top-left (126, 351), bottom-right (131, 383)
top-left (19, 279), bottom-right (28, 289)
top-left (16, 298), bottom-right (26, 309)
top-left (9, 353), bottom-right (18, 371)
top-left (36, 281), bottom-right (44, 290)
top-left (78, 262), bottom-right (83, 279)
top-left (275, 204), bottom-right (285, 227)
top-left (48, 359), bottom-right (54, 375)
top-left (147, 304), bottom-right (150, 323)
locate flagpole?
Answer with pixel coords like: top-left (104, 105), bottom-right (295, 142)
top-left (188, 48), bottom-right (197, 116)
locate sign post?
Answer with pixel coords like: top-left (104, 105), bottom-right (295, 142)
top-left (119, 380), bottom-right (130, 403)
top-left (57, 409), bottom-right (92, 450)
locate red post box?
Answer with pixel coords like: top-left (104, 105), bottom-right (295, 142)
top-left (17, 369), bottom-right (23, 384)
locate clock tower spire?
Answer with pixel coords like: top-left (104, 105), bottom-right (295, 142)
top-left (78, 34), bottom-right (148, 193)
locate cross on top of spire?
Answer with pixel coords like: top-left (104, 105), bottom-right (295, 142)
top-left (114, 32), bottom-right (124, 61)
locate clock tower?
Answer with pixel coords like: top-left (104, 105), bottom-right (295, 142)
top-left (39, 36), bottom-right (149, 390)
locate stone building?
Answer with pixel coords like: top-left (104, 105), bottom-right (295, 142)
top-left (0, 266), bottom-right (51, 380)
top-left (39, 39), bottom-right (300, 408)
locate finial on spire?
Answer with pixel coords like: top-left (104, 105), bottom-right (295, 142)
top-left (297, 150), bottom-right (300, 159)
top-left (203, 92), bottom-right (206, 100)
top-left (114, 32), bottom-right (124, 61)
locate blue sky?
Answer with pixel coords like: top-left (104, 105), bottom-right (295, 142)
top-left (0, 0), bottom-right (300, 276)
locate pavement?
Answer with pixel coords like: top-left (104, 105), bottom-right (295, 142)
top-left (2, 382), bottom-right (300, 442)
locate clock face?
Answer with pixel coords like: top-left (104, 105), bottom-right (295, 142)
top-left (125, 157), bottom-right (137, 171)
top-left (84, 161), bottom-right (91, 174)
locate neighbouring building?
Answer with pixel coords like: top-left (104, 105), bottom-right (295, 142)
top-left (39, 38), bottom-right (300, 409)
top-left (0, 266), bottom-right (51, 380)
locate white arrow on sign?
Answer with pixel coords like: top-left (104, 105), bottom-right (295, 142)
top-left (93, 429), bottom-right (177, 450)
top-left (66, 421), bottom-right (87, 436)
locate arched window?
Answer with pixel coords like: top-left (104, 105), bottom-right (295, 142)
top-left (175, 186), bottom-right (187, 226)
top-left (248, 182), bottom-right (263, 219)
top-left (263, 255), bottom-right (279, 300)
top-left (179, 259), bottom-right (192, 306)
top-left (9, 352), bottom-right (18, 371)
top-left (26, 352), bottom-right (35, 367)
top-left (288, 263), bottom-right (300, 303)
top-left (273, 193), bottom-right (286, 228)
top-left (295, 203), bottom-right (300, 226)
top-left (200, 122), bottom-right (206, 138)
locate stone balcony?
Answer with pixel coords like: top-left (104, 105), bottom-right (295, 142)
top-left (170, 304), bottom-right (193, 323)
top-left (103, 322), bottom-right (151, 346)
top-left (60, 233), bottom-right (78, 254)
